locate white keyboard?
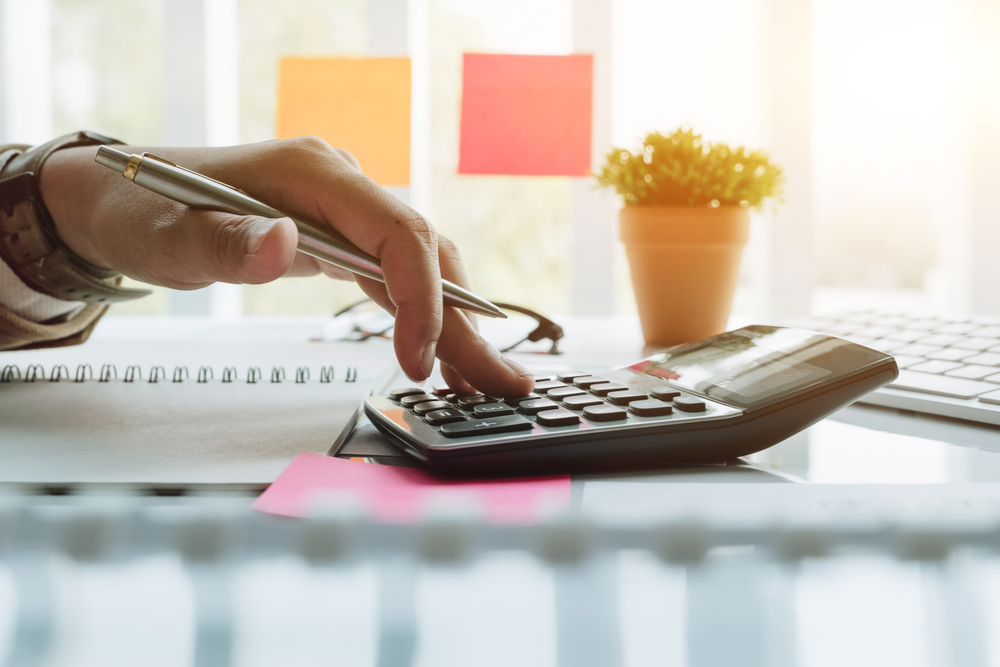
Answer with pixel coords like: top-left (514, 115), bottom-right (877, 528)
top-left (806, 311), bottom-right (1000, 427)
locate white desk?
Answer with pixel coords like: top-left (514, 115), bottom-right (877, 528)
top-left (4, 316), bottom-right (1000, 667)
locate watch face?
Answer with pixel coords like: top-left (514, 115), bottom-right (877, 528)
top-left (628, 326), bottom-right (888, 410)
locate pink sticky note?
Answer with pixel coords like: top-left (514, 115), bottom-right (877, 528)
top-left (458, 53), bottom-right (593, 176)
top-left (252, 453), bottom-right (571, 525)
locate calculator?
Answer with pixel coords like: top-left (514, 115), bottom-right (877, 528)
top-left (364, 326), bottom-right (899, 475)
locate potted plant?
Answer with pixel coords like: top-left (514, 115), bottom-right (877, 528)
top-left (595, 128), bottom-right (783, 346)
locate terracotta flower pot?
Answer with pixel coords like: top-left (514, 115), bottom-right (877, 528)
top-left (619, 206), bottom-right (750, 347)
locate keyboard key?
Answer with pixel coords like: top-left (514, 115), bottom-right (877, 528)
top-left (980, 390), bottom-right (1000, 406)
top-left (926, 348), bottom-right (978, 362)
top-left (389, 387), bottom-right (427, 401)
top-left (439, 414), bottom-right (534, 438)
top-left (984, 373), bottom-right (1000, 385)
top-left (885, 330), bottom-right (928, 343)
top-left (895, 344), bottom-right (943, 358)
top-left (908, 360), bottom-right (963, 375)
top-left (963, 353), bottom-right (1000, 367)
top-left (975, 327), bottom-right (1000, 338)
top-left (590, 382), bottom-right (629, 396)
top-left (504, 393), bottom-right (540, 407)
top-left (650, 386), bottom-right (682, 401)
top-left (953, 338), bottom-right (998, 351)
top-left (870, 339), bottom-right (907, 353)
top-left (424, 409), bottom-right (468, 426)
top-left (919, 334), bottom-right (966, 347)
top-left (888, 371), bottom-right (996, 399)
top-left (892, 355), bottom-right (923, 369)
top-left (582, 405), bottom-right (628, 422)
top-left (535, 409), bottom-right (581, 427)
top-left (473, 403), bottom-right (515, 417)
top-left (674, 396), bottom-right (707, 412)
top-left (547, 386), bottom-right (586, 400)
top-left (456, 395), bottom-right (499, 409)
top-left (432, 385), bottom-right (452, 396)
top-left (607, 390), bottom-right (648, 405)
top-left (533, 380), bottom-right (568, 394)
top-left (574, 376), bottom-right (608, 388)
top-left (562, 395), bottom-right (604, 410)
top-left (400, 393), bottom-right (437, 408)
top-left (556, 371), bottom-right (590, 382)
top-left (937, 323), bottom-right (978, 335)
top-left (629, 399), bottom-right (673, 417)
top-left (945, 365), bottom-right (998, 380)
top-left (855, 326), bottom-right (893, 339)
top-left (518, 398), bottom-right (560, 415)
top-left (413, 400), bottom-right (450, 415)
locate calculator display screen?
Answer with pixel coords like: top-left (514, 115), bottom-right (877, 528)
top-left (628, 326), bottom-right (884, 409)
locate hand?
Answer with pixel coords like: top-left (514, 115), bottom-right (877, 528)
top-left (38, 137), bottom-right (534, 397)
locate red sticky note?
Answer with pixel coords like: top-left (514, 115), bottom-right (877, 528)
top-left (458, 53), bottom-right (593, 176)
top-left (252, 453), bottom-right (571, 525)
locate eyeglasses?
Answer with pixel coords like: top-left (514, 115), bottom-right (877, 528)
top-left (321, 299), bottom-right (564, 355)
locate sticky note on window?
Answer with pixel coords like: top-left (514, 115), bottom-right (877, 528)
top-left (458, 53), bottom-right (593, 177)
top-left (277, 57), bottom-right (411, 186)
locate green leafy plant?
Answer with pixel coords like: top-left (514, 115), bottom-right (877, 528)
top-left (595, 127), bottom-right (783, 211)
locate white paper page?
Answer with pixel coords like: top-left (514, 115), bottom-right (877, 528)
top-left (0, 338), bottom-right (396, 484)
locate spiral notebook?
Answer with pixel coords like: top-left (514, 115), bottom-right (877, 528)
top-left (0, 338), bottom-right (396, 487)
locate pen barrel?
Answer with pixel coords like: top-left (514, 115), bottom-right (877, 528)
top-left (97, 146), bottom-right (504, 318)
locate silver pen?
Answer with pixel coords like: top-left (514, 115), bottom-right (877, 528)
top-left (94, 146), bottom-right (506, 319)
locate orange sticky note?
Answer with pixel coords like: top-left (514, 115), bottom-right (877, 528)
top-left (459, 53), bottom-right (593, 176)
top-left (277, 57), bottom-right (411, 186)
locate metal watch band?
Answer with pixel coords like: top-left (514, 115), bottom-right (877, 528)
top-left (0, 131), bottom-right (152, 304)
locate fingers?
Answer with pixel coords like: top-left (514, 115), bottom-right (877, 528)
top-left (146, 211), bottom-right (298, 289)
top-left (431, 236), bottom-right (534, 397)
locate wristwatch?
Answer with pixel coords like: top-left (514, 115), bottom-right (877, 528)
top-left (0, 131), bottom-right (151, 304)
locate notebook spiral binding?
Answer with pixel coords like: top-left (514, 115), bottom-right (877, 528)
top-left (1, 364), bottom-right (358, 384)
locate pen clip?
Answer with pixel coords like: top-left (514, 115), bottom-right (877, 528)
top-left (131, 152), bottom-right (248, 195)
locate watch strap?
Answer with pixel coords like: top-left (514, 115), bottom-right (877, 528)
top-left (0, 131), bottom-right (152, 304)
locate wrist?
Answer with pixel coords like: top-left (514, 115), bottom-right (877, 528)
top-left (38, 146), bottom-right (113, 269)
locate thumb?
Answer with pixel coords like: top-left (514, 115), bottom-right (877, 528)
top-left (176, 211), bottom-right (299, 286)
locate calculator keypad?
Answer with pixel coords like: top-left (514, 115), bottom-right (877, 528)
top-left (380, 370), bottom-right (741, 443)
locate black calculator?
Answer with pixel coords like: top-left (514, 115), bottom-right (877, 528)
top-left (364, 326), bottom-right (899, 475)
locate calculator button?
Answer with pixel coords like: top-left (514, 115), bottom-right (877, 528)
top-left (535, 409), bottom-right (581, 427)
top-left (533, 375), bottom-right (556, 382)
top-left (556, 371), bottom-right (589, 382)
top-left (650, 387), bottom-right (681, 401)
top-left (456, 395), bottom-right (499, 409)
top-left (607, 390), bottom-right (648, 405)
top-left (400, 393), bottom-right (437, 408)
top-left (562, 394), bottom-right (604, 410)
top-left (389, 387), bottom-right (428, 401)
top-left (590, 382), bottom-right (629, 397)
top-left (573, 376), bottom-right (608, 388)
top-left (629, 399), bottom-right (673, 417)
top-left (504, 393), bottom-right (540, 407)
top-left (583, 405), bottom-right (628, 422)
top-left (432, 385), bottom-right (452, 397)
top-left (424, 409), bottom-right (468, 426)
top-left (473, 403), bottom-right (516, 417)
top-left (518, 398), bottom-right (561, 415)
top-left (673, 396), bottom-right (707, 412)
top-left (547, 386), bottom-right (586, 400)
top-left (534, 380), bottom-right (568, 394)
top-left (439, 414), bottom-right (534, 438)
top-left (413, 400), bottom-right (450, 415)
